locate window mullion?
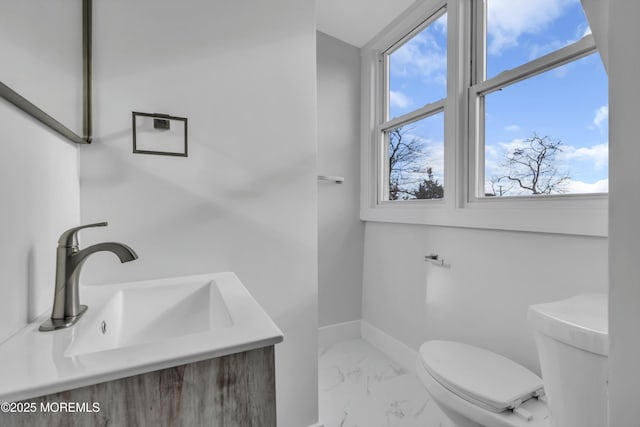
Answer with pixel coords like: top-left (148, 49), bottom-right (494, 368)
top-left (467, 0), bottom-right (485, 202)
top-left (471, 0), bottom-right (486, 86)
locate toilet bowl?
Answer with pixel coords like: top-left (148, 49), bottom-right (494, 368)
top-left (417, 293), bottom-right (608, 427)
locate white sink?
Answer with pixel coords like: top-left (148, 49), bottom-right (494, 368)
top-left (0, 272), bottom-right (283, 402)
top-left (65, 279), bottom-right (233, 357)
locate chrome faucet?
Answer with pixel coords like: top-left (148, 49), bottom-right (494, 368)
top-left (39, 222), bottom-right (138, 332)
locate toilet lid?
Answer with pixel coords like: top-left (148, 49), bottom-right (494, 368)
top-left (419, 340), bottom-right (544, 413)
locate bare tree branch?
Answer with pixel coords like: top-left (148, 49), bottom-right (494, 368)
top-left (388, 127), bottom-right (443, 200)
top-left (500, 133), bottom-right (570, 195)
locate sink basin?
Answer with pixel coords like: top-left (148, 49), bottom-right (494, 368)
top-left (65, 280), bottom-right (233, 357)
top-left (0, 272), bottom-right (283, 403)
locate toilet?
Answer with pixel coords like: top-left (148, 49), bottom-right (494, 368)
top-left (417, 293), bottom-right (608, 427)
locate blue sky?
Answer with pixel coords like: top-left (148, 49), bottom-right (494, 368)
top-left (387, 0), bottom-right (608, 197)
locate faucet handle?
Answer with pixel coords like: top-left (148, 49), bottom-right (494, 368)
top-left (58, 221), bottom-right (108, 248)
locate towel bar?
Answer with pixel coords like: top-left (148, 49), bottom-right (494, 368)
top-left (317, 175), bottom-right (344, 183)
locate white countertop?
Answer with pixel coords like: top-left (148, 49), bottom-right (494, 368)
top-left (0, 272), bottom-right (283, 402)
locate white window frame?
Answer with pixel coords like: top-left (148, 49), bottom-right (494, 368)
top-left (360, 0), bottom-right (607, 236)
top-left (380, 102), bottom-right (446, 202)
top-left (380, 6), bottom-right (447, 204)
top-left (361, 0), bottom-right (455, 224)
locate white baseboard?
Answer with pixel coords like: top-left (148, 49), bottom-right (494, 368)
top-left (318, 319), bottom-right (419, 375)
top-left (360, 320), bottom-right (418, 374)
top-left (318, 320), bottom-right (361, 347)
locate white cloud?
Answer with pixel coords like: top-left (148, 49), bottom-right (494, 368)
top-left (525, 20), bottom-right (590, 64)
top-left (504, 124), bottom-right (521, 132)
top-left (390, 20), bottom-right (447, 86)
top-left (389, 90), bottom-right (413, 110)
top-left (498, 138), bottom-right (529, 154)
top-left (487, 0), bottom-right (578, 55)
top-left (564, 178), bottom-right (608, 193)
top-left (433, 13), bottom-right (447, 35)
top-left (484, 143), bottom-right (502, 176)
top-left (423, 139), bottom-right (445, 179)
top-left (593, 104), bottom-right (609, 134)
top-left (561, 142), bottom-right (609, 170)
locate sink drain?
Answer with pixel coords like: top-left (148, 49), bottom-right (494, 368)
top-left (101, 321), bottom-right (107, 334)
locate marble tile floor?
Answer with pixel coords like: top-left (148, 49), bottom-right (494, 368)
top-left (319, 339), bottom-right (453, 427)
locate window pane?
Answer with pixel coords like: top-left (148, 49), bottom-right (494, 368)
top-left (486, 0), bottom-right (590, 79)
top-left (483, 52), bottom-right (608, 197)
top-left (387, 112), bottom-right (444, 200)
top-left (388, 12), bottom-right (447, 119)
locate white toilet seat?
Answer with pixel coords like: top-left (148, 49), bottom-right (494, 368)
top-left (417, 341), bottom-right (550, 427)
top-left (420, 341), bottom-right (544, 412)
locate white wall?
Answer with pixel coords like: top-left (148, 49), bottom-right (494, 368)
top-left (317, 32), bottom-right (365, 327)
top-left (0, 2), bottom-right (81, 343)
top-left (0, 1), bottom-right (83, 134)
top-left (608, 0), bottom-right (640, 424)
top-left (79, 1), bottom-right (318, 426)
top-left (0, 103), bottom-right (81, 343)
top-left (362, 222), bottom-right (608, 373)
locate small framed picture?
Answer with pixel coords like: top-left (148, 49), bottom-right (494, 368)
top-left (132, 111), bottom-right (188, 157)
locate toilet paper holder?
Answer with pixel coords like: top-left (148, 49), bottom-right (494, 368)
top-left (425, 254), bottom-right (450, 268)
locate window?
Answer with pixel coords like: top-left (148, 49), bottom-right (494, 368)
top-left (471, 0), bottom-right (608, 198)
top-left (361, 0), bottom-right (608, 235)
top-left (381, 8), bottom-right (447, 202)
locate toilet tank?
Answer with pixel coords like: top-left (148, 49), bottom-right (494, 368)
top-left (528, 293), bottom-right (608, 427)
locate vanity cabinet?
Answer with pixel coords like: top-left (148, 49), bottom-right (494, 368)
top-left (1, 346), bottom-right (276, 427)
